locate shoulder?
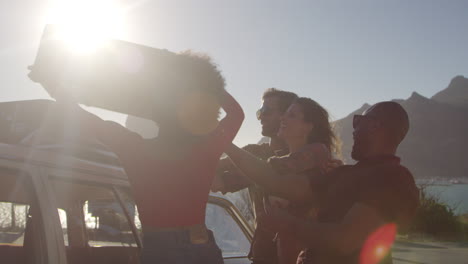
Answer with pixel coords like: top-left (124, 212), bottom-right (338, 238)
top-left (242, 143), bottom-right (274, 158)
top-left (296, 143), bottom-right (330, 159)
top-left (386, 164), bottom-right (419, 198)
top-left (268, 144), bottom-right (332, 174)
top-left (287, 143), bottom-right (331, 166)
top-left (361, 163), bottom-right (420, 225)
top-left (363, 163), bottom-right (419, 206)
top-left (374, 163), bottom-right (416, 187)
top-left (301, 143), bottom-right (329, 153)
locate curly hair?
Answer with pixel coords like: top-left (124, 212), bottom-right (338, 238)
top-left (293, 97), bottom-right (341, 156)
top-left (163, 50), bottom-right (225, 135)
top-left (153, 50), bottom-right (225, 126)
top-left (178, 50), bottom-right (226, 94)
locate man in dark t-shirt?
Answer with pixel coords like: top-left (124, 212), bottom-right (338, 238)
top-left (296, 155), bottom-right (418, 264)
top-left (212, 88), bottom-right (297, 218)
top-left (211, 88), bottom-right (297, 264)
top-left (225, 101), bottom-right (419, 264)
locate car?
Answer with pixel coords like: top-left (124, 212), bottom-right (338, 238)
top-left (0, 100), bottom-right (253, 264)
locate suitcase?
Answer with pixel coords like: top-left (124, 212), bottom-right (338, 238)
top-left (28, 24), bottom-right (224, 121)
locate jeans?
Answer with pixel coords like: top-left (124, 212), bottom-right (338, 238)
top-left (140, 229), bottom-right (224, 264)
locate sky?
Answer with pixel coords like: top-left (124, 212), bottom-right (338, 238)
top-left (1, 0), bottom-right (467, 146)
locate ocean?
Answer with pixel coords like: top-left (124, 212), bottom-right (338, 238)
top-left (220, 183), bottom-right (468, 219)
top-left (424, 184), bottom-right (468, 215)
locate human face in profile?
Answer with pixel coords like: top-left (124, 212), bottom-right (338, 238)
top-left (277, 103), bottom-right (313, 143)
top-left (351, 107), bottom-right (381, 161)
top-left (257, 97), bottom-right (283, 137)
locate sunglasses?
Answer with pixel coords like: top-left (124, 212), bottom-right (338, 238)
top-left (256, 106), bottom-right (277, 120)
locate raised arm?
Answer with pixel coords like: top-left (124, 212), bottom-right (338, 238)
top-left (82, 112), bottom-right (142, 155)
top-left (208, 89), bottom-right (245, 156)
top-left (42, 82), bottom-right (142, 156)
top-left (50, 102), bottom-right (142, 156)
top-left (216, 89), bottom-right (245, 141)
top-left (224, 144), bottom-right (314, 202)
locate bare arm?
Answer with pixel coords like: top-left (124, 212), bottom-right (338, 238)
top-left (260, 204), bottom-right (388, 255)
top-left (43, 84), bottom-right (142, 156)
top-left (216, 89), bottom-right (245, 140)
top-left (224, 143), bottom-right (313, 202)
top-left (49, 102), bottom-right (142, 156)
top-left (212, 143), bottom-right (274, 193)
top-left (205, 89), bottom-right (245, 161)
top-left (212, 157), bottom-right (253, 193)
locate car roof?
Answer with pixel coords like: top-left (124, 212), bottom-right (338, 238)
top-left (0, 99), bottom-right (127, 180)
top-left (0, 143), bottom-right (128, 182)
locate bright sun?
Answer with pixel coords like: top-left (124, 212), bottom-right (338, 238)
top-left (46, 0), bottom-right (125, 53)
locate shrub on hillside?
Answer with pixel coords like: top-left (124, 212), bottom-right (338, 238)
top-left (407, 185), bottom-right (466, 240)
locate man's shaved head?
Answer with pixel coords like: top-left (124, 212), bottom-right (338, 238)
top-left (352, 101), bottom-right (409, 161)
top-left (364, 101), bottom-right (409, 145)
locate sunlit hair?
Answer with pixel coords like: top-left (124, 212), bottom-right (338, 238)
top-left (167, 51), bottom-right (225, 135)
top-left (178, 50), bottom-right (226, 96)
top-left (293, 97), bottom-right (341, 156)
top-left (262, 88), bottom-right (298, 113)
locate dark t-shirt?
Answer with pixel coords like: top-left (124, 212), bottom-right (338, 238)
top-left (299, 155), bottom-right (419, 264)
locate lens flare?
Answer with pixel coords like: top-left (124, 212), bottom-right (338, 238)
top-left (360, 223), bottom-right (397, 264)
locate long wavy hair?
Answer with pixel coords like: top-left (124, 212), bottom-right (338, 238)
top-left (293, 97), bottom-right (341, 156)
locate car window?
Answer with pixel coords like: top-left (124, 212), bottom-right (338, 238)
top-left (49, 177), bottom-right (141, 264)
top-left (0, 170), bottom-right (42, 264)
top-left (57, 208), bottom-right (68, 246)
top-left (206, 203), bottom-right (250, 258)
top-left (114, 189), bottom-right (141, 240)
top-left (49, 178), bottom-right (138, 248)
top-left (117, 187), bottom-right (251, 259)
top-left (0, 201), bottom-right (29, 246)
top-left (84, 199), bottom-right (137, 247)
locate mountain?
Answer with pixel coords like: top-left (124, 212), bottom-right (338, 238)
top-left (431, 75), bottom-right (468, 108)
top-left (334, 76), bottom-right (468, 178)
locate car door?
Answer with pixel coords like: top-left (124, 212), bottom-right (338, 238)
top-left (0, 161), bottom-right (52, 264)
top-left (45, 175), bottom-right (141, 264)
top-left (205, 196), bottom-right (253, 264)
top-left (115, 188), bottom-right (253, 264)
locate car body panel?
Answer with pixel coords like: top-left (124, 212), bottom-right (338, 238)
top-left (0, 142), bottom-right (252, 264)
